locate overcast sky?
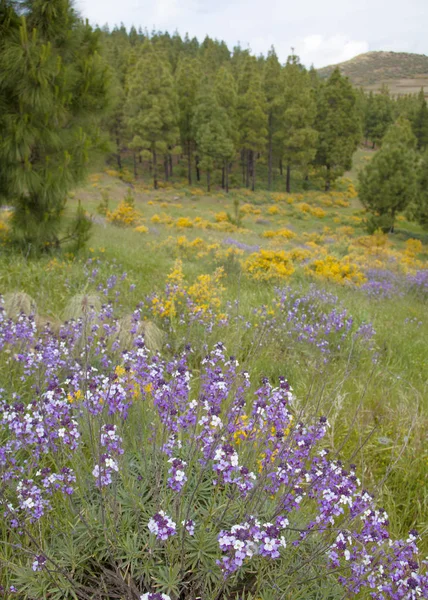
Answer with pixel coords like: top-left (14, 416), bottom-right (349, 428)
top-left (75, 0), bottom-right (427, 68)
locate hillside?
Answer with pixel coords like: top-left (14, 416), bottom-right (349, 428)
top-left (318, 51), bottom-right (428, 95)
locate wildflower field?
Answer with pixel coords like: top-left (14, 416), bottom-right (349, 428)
top-left (0, 169), bottom-right (427, 599)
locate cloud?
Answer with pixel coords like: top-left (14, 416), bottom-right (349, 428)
top-left (298, 34), bottom-right (370, 68)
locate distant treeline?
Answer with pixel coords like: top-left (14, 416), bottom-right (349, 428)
top-left (100, 26), bottom-right (428, 192)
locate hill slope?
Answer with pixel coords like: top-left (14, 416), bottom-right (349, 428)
top-left (318, 51), bottom-right (428, 95)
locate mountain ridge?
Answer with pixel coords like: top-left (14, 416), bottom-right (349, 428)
top-left (318, 51), bottom-right (428, 95)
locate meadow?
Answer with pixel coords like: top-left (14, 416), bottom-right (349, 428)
top-left (0, 161), bottom-right (427, 599)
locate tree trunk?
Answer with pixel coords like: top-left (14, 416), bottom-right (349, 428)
top-left (252, 153), bottom-right (256, 192)
top-left (268, 118), bottom-right (273, 189)
top-left (139, 153), bottom-right (142, 164)
top-left (153, 148), bottom-right (158, 190)
top-left (187, 141), bottom-right (192, 185)
top-left (242, 150), bottom-right (246, 185)
top-left (225, 160), bottom-right (229, 193)
top-left (195, 155), bottom-right (200, 182)
top-left (133, 152), bottom-right (137, 179)
top-left (164, 155), bottom-right (169, 181)
top-left (169, 153), bottom-right (173, 177)
top-left (286, 164), bottom-right (291, 193)
top-left (207, 171), bottom-right (211, 192)
top-left (246, 151), bottom-right (251, 188)
top-left (221, 166), bottom-right (225, 189)
top-left (279, 158), bottom-right (283, 176)
top-left (115, 133), bottom-right (122, 170)
top-left (325, 164), bottom-right (331, 192)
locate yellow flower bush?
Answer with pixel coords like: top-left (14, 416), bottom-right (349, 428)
top-left (151, 213), bottom-right (173, 225)
top-left (310, 207), bottom-right (327, 218)
top-left (333, 196), bottom-right (350, 208)
top-left (262, 228), bottom-right (296, 240)
top-left (267, 205), bottom-right (280, 215)
top-left (215, 211), bottom-right (229, 222)
top-left (271, 192), bottom-right (287, 202)
top-left (175, 217), bottom-right (194, 228)
top-left (405, 239), bottom-right (423, 256)
top-left (306, 255), bottom-right (366, 286)
top-left (244, 250), bottom-right (295, 281)
top-left (134, 225), bottom-right (149, 233)
top-left (150, 260), bottom-right (226, 321)
top-left (107, 201), bottom-right (140, 227)
top-left (241, 204), bottom-right (261, 215)
top-left (188, 269), bottom-right (225, 313)
top-left (297, 202), bottom-right (311, 213)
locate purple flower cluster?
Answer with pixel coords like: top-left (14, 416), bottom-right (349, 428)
top-left (361, 269), bottom-right (404, 299)
top-left (147, 511), bottom-right (177, 541)
top-left (167, 457), bottom-right (187, 491)
top-left (140, 594), bottom-right (171, 600)
top-left (263, 285), bottom-right (376, 361)
top-left (218, 516), bottom-right (288, 574)
top-left (407, 269), bottom-right (428, 297)
top-left (222, 237), bottom-right (260, 253)
top-left (93, 424), bottom-right (124, 487)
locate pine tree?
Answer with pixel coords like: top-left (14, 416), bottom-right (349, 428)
top-left (281, 54), bottom-right (318, 193)
top-left (193, 89), bottom-right (234, 192)
top-left (214, 65), bottom-right (238, 190)
top-left (314, 69), bottom-right (361, 191)
top-left (412, 89), bottom-right (428, 151)
top-left (406, 149), bottom-right (428, 230)
top-left (358, 119), bottom-right (419, 232)
top-left (238, 64), bottom-right (267, 191)
top-left (0, 0), bottom-right (109, 252)
top-left (364, 87), bottom-right (393, 148)
top-left (125, 43), bottom-right (179, 189)
top-left (263, 48), bottom-right (283, 189)
top-left (175, 56), bottom-right (200, 184)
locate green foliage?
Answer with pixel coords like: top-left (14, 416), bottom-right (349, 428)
top-left (281, 54), bottom-right (318, 192)
top-left (97, 189), bottom-right (110, 215)
top-left (193, 88), bottom-right (235, 191)
top-left (64, 199), bottom-right (93, 252)
top-left (125, 42), bottom-right (179, 189)
top-left (359, 118), bottom-right (419, 231)
top-left (263, 48), bottom-right (284, 189)
top-left (407, 149), bottom-right (428, 229)
top-left (364, 87), bottom-right (394, 147)
top-left (412, 89), bottom-right (428, 151)
top-left (0, 0), bottom-right (109, 253)
top-left (314, 69), bottom-right (361, 190)
top-left (175, 56), bottom-right (201, 184)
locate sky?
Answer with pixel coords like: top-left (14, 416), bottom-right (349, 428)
top-left (75, 0), bottom-right (428, 68)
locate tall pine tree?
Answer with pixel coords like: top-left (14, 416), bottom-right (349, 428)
top-left (0, 0), bottom-right (109, 251)
top-left (412, 89), bottom-right (428, 151)
top-left (125, 42), bottom-right (179, 189)
top-left (314, 69), bottom-right (361, 191)
top-left (175, 56), bottom-right (200, 184)
top-left (263, 48), bottom-right (283, 189)
top-left (237, 62), bottom-right (267, 191)
top-left (281, 54), bottom-right (318, 193)
top-left (359, 119), bottom-right (419, 232)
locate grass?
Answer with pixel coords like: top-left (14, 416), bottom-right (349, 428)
top-left (0, 155), bottom-right (427, 558)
